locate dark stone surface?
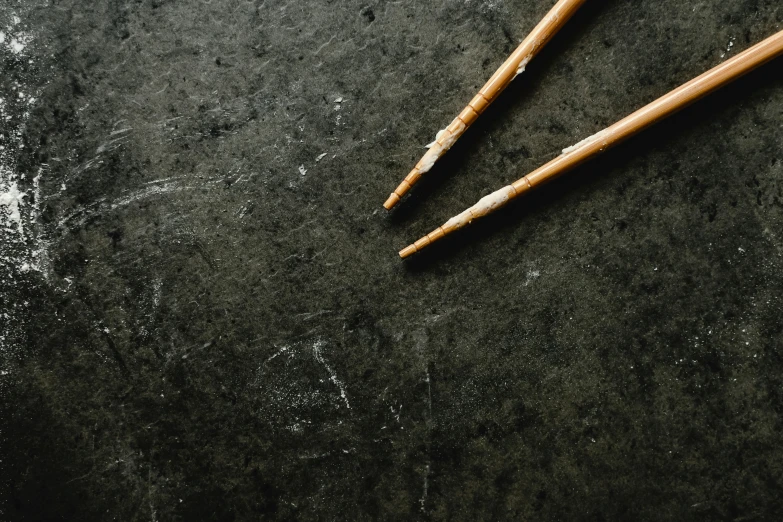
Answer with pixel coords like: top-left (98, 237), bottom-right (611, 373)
top-left (1, 0), bottom-right (782, 520)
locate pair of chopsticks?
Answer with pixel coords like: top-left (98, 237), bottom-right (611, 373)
top-left (386, 0), bottom-right (783, 259)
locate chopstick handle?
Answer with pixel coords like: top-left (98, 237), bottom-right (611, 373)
top-left (400, 29), bottom-right (783, 259)
top-left (520, 28), bottom-right (783, 191)
top-left (479, 0), bottom-right (587, 105)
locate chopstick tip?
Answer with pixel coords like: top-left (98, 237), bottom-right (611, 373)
top-left (383, 193), bottom-right (401, 210)
top-left (399, 244), bottom-right (418, 259)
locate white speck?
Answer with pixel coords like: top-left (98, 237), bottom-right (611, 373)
top-left (0, 182), bottom-right (26, 234)
top-left (12, 15), bottom-right (21, 25)
top-left (721, 37), bottom-right (736, 59)
top-left (738, 247), bottom-right (745, 253)
top-left (10, 38), bottom-right (26, 54)
top-left (525, 269), bottom-right (540, 286)
top-left (315, 153), bottom-right (327, 162)
top-left (0, 31), bottom-right (5, 44)
top-left (298, 165), bottom-right (307, 176)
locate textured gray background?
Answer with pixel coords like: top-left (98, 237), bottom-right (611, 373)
top-left (1, 0), bottom-right (783, 520)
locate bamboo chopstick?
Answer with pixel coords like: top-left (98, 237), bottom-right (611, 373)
top-left (399, 29), bottom-right (783, 259)
top-left (383, 0), bottom-right (587, 210)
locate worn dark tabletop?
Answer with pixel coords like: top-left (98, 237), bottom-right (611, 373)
top-left (1, 0), bottom-right (782, 520)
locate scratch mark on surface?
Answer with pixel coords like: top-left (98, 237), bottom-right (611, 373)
top-left (265, 345), bottom-right (291, 364)
top-left (312, 339), bottom-right (350, 409)
top-left (110, 183), bottom-right (185, 209)
top-left (425, 368), bottom-right (432, 419)
top-left (296, 309), bottom-right (333, 321)
top-left (313, 35), bottom-right (336, 55)
top-left (420, 463), bottom-right (430, 512)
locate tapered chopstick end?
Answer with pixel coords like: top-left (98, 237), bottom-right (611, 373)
top-left (383, 193), bottom-right (401, 210)
top-left (399, 244), bottom-right (418, 259)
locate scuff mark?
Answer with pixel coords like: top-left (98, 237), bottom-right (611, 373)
top-left (312, 339), bottom-right (351, 409)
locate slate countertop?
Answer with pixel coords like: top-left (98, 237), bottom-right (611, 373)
top-left (2, 0), bottom-right (782, 520)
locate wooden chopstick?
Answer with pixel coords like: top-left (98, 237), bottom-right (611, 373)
top-left (399, 28), bottom-right (783, 259)
top-left (383, 0), bottom-right (588, 210)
